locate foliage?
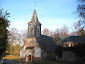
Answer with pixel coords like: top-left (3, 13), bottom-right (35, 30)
top-left (72, 20), bottom-right (85, 36)
top-left (76, 0), bottom-right (85, 36)
top-left (5, 28), bottom-right (22, 55)
top-left (55, 45), bottom-right (62, 58)
top-left (77, 0), bottom-right (85, 19)
top-left (42, 25), bottom-right (69, 45)
top-left (5, 43), bottom-right (21, 55)
top-left (0, 8), bottom-right (10, 58)
top-left (5, 28), bottom-right (27, 56)
top-left (42, 28), bottom-right (49, 36)
top-left (53, 25), bottom-right (69, 45)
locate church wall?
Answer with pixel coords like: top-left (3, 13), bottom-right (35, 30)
top-left (32, 47), bottom-right (42, 61)
top-left (20, 48), bottom-right (26, 61)
top-left (33, 57), bottom-right (42, 61)
top-left (20, 48), bottom-right (25, 58)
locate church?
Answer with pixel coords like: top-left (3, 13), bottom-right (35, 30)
top-left (20, 9), bottom-right (57, 61)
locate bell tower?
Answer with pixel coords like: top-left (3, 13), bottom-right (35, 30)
top-left (27, 9), bottom-right (42, 38)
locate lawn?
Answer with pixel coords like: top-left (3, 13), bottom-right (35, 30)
top-left (3, 55), bottom-right (20, 60)
top-left (3, 55), bottom-right (85, 64)
top-left (19, 61), bottom-right (75, 64)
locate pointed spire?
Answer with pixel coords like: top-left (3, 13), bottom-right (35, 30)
top-left (31, 9), bottom-right (38, 22)
top-left (28, 9), bottom-right (41, 25)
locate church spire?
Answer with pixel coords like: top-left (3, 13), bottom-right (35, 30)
top-left (31, 9), bottom-right (38, 22)
top-left (28, 9), bottom-right (41, 25)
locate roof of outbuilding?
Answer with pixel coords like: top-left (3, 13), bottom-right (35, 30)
top-left (61, 36), bottom-right (85, 43)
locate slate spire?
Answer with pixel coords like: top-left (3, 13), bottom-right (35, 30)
top-left (28, 9), bottom-right (41, 25)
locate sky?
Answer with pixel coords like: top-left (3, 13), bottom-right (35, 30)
top-left (0, 0), bottom-right (79, 33)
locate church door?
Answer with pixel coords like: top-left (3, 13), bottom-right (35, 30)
top-left (28, 55), bottom-right (31, 61)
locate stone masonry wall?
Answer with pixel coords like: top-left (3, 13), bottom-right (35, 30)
top-left (62, 50), bottom-right (76, 62)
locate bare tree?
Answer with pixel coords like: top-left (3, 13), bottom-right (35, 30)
top-left (42, 28), bottom-right (49, 36)
top-left (72, 21), bottom-right (85, 36)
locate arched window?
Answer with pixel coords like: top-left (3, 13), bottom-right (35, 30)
top-left (37, 26), bottom-right (40, 35)
top-left (29, 26), bottom-right (33, 34)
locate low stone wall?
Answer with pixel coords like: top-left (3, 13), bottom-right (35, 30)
top-left (62, 50), bottom-right (76, 62)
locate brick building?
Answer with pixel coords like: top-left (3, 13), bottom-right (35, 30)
top-left (61, 36), bottom-right (85, 47)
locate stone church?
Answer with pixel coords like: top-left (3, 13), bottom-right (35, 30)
top-left (20, 9), bottom-right (57, 61)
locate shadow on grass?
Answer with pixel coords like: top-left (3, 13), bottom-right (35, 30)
top-left (3, 59), bottom-right (85, 64)
top-left (25, 61), bottom-right (76, 64)
top-left (3, 59), bottom-right (19, 64)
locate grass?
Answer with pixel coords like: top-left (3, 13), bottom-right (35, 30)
top-left (3, 55), bottom-right (20, 60)
top-left (19, 61), bottom-right (75, 64)
top-left (3, 55), bottom-right (85, 64)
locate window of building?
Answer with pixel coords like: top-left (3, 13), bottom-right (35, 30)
top-left (29, 26), bottom-right (33, 34)
top-left (69, 43), bottom-right (72, 47)
top-left (71, 44), bottom-right (72, 47)
top-left (37, 26), bottom-right (40, 35)
top-left (64, 43), bottom-right (67, 47)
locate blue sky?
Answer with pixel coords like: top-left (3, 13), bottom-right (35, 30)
top-left (0, 0), bottom-right (79, 32)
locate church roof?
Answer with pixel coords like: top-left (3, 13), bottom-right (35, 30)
top-left (23, 35), bottom-right (57, 52)
top-left (37, 35), bottom-right (57, 52)
top-left (28, 9), bottom-right (41, 25)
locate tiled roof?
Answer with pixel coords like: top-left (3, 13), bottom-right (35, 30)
top-left (61, 36), bottom-right (85, 43)
top-left (23, 35), bottom-right (57, 52)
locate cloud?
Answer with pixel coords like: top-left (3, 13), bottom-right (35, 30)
top-left (10, 20), bottom-right (27, 32)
